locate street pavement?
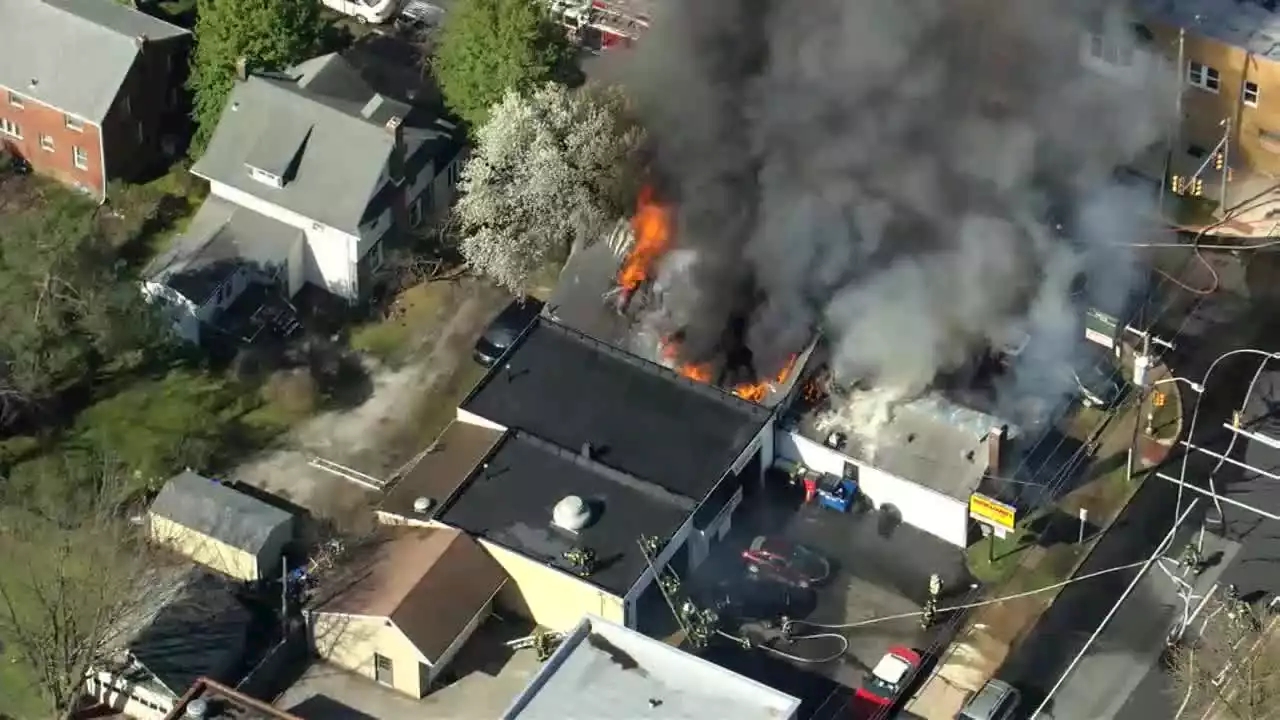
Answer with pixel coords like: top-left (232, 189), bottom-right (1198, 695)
top-left (1001, 526), bottom-right (1240, 720)
top-left (991, 246), bottom-right (1280, 718)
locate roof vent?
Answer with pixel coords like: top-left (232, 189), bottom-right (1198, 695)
top-left (413, 496), bottom-right (434, 514)
top-left (185, 698), bottom-right (209, 719)
top-left (552, 495), bottom-right (592, 533)
top-left (580, 442), bottom-right (592, 459)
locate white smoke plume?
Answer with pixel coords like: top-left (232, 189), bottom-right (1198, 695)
top-left (613, 0), bottom-right (1175, 422)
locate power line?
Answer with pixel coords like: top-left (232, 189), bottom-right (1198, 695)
top-left (783, 557), bottom-right (1152, 634)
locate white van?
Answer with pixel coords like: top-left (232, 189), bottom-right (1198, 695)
top-left (322, 0), bottom-right (400, 24)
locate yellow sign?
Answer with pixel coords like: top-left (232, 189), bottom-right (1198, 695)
top-left (969, 493), bottom-right (1017, 532)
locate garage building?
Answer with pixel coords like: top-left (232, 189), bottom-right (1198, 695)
top-left (148, 471), bottom-right (294, 582)
top-left (379, 317), bottom-right (774, 632)
top-left (777, 392), bottom-right (1022, 548)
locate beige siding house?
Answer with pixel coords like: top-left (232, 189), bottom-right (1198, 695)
top-left (308, 526), bottom-right (507, 699)
top-left (148, 471), bottom-right (294, 582)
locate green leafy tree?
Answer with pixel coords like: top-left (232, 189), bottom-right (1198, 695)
top-left (433, 0), bottom-right (577, 129)
top-left (0, 193), bottom-right (168, 427)
top-left (188, 0), bottom-right (324, 154)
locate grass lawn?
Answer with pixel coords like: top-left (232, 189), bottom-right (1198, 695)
top-left (107, 164), bottom-right (208, 266)
top-left (0, 642), bottom-right (45, 719)
top-left (966, 519), bottom-right (1040, 585)
top-left (349, 281), bottom-right (454, 364)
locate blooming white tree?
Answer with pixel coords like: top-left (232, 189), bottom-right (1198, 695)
top-left (455, 82), bottom-right (645, 292)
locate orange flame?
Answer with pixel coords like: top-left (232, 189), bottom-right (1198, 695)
top-left (775, 353), bottom-right (798, 383)
top-left (733, 381), bottom-right (767, 402)
top-left (617, 186), bottom-right (672, 291)
top-left (659, 336), bottom-right (713, 383)
top-left (731, 354), bottom-right (798, 402)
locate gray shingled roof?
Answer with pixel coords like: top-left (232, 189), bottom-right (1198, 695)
top-left (191, 53), bottom-right (423, 234)
top-left (0, 0), bottom-right (188, 123)
top-left (146, 194), bottom-right (303, 304)
top-left (150, 471), bottom-right (292, 554)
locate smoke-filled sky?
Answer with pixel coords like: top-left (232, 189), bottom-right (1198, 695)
top-left (614, 0), bottom-right (1174, 408)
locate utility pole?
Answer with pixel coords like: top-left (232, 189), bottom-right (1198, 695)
top-left (1219, 115), bottom-right (1232, 209)
top-left (1128, 334), bottom-right (1152, 482)
top-left (1160, 26), bottom-right (1186, 216)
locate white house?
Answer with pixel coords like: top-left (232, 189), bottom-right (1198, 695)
top-left (145, 53), bottom-right (465, 344)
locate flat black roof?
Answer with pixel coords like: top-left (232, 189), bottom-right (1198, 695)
top-left (460, 317), bottom-right (770, 503)
top-left (437, 430), bottom-right (696, 595)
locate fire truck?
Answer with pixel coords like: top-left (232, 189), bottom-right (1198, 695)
top-left (547, 0), bottom-right (650, 53)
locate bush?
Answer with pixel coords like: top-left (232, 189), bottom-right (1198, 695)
top-left (260, 369), bottom-right (320, 418)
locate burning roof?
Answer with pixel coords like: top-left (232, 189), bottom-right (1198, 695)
top-left (601, 187), bottom-right (815, 406)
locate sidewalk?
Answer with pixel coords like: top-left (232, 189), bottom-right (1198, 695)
top-left (906, 402), bottom-right (1145, 718)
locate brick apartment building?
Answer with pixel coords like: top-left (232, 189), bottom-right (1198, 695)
top-left (1081, 0), bottom-right (1280, 189)
top-left (0, 0), bottom-right (190, 201)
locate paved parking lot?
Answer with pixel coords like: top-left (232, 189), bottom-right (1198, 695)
top-left (692, 477), bottom-right (971, 715)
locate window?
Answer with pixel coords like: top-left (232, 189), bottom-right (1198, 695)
top-left (1188, 61), bottom-right (1220, 92)
top-left (1245, 81), bottom-right (1261, 108)
top-left (73, 145), bottom-right (88, 170)
top-left (247, 165), bottom-right (284, 188)
top-left (0, 118), bottom-right (20, 139)
top-left (64, 114), bottom-right (83, 131)
top-left (39, 134), bottom-right (53, 151)
top-left (1088, 33), bottom-right (1133, 67)
top-left (373, 653), bottom-right (394, 686)
top-left (7, 91), bottom-right (23, 109)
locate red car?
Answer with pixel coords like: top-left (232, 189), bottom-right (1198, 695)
top-left (853, 645), bottom-right (922, 713)
top-left (741, 535), bottom-right (831, 589)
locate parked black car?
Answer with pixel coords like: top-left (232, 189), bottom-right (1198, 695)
top-left (693, 576), bottom-right (816, 629)
top-left (473, 296), bottom-right (545, 367)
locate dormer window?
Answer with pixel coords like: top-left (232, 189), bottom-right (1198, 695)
top-left (247, 165), bottom-right (284, 188)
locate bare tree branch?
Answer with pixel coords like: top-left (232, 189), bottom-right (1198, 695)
top-left (0, 457), bottom-right (191, 718)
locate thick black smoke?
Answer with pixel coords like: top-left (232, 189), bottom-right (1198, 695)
top-left (616, 0), bottom-right (1173, 408)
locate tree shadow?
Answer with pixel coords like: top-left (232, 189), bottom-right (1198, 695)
top-left (1026, 509), bottom-right (1102, 549)
top-left (1086, 449), bottom-right (1128, 482)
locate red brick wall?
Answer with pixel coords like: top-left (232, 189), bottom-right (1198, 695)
top-left (101, 36), bottom-right (191, 181)
top-left (0, 86), bottom-right (105, 199)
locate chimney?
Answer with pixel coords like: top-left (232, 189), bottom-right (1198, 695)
top-left (385, 115), bottom-right (405, 183)
top-left (234, 57), bottom-right (249, 82)
top-left (987, 425), bottom-right (1006, 477)
top-left (580, 442), bottom-right (592, 459)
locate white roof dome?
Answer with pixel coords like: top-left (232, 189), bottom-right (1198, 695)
top-left (552, 495), bottom-right (592, 532)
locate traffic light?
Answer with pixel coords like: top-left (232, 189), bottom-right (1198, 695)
top-left (1214, 152), bottom-right (1225, 170)
top-left (1171, 174), bottom-right (1182, 194)
top-left (1227, 167), bottom-right (1234, 182)
top-left (1193, 177), bottom-right (1204, 196)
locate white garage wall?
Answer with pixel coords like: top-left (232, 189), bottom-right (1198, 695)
top-left (774, 431), bottom-right (970, 548)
